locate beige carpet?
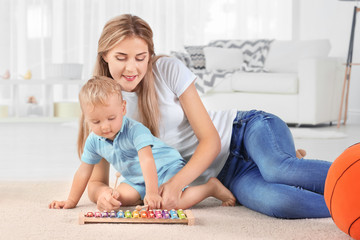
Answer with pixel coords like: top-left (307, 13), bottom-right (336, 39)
top-left (0, 181), bottom-right (349, 240)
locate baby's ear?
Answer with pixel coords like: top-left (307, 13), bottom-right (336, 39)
top-left (122, 100), bottom-right (127, 114)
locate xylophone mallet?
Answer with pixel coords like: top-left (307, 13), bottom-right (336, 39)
top-left (112, 172), bottom-right (121, 197)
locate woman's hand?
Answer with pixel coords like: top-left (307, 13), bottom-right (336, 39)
top-left (158, 180), bottom-right (183, 209)
top-left (96, 188), bottom-right (122, 211)
top-left (144, 192), bottom-right (162, 209)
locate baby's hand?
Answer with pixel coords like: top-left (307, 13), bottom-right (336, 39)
top-left (96, 188), bottom-right (122, 212)
top-left (48, 199), bottom-right (76, 209)
top-left (144, 192), bottom-right (162, 209)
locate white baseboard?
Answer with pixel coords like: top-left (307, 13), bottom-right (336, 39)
top-left (347, 109), bottom-right (360, 125)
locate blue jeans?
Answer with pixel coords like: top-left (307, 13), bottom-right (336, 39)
top-left (217, 110), bottom-right (331, 219)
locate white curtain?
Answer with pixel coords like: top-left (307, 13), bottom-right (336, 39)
top-left (0, 0), bottom-right (292, 80)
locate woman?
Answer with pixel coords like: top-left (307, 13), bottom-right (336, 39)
top-left (79, 14), bottom-right (331, 218)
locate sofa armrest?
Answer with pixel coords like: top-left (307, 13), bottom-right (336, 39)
top-left (297, 57), bottom-right (344, 124)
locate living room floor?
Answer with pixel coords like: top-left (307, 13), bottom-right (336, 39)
top-left (1, 121), bottom-right (359, 181)
top-left (1, 121), bottom-right (358, 240)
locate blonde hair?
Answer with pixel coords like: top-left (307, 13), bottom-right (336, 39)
top-left (78, 14), bottom-right (161, 158)
top-left (79, 76), bottom-right (122, 111)
top-left (77, 76), bottom-right (122, 157)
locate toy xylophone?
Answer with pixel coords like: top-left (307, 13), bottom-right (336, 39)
top-left (79, 209), bottom-right (195, 225)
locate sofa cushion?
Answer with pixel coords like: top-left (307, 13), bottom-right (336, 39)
top-left (230, 72), bottom-right (298, 94)
top-left (265, 39), bottom-right (331, 73)
top-left (203, 47), bottom-right (243, 71)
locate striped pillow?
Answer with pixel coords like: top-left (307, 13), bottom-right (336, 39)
top-left (184, 45), bottom-right (206, 70)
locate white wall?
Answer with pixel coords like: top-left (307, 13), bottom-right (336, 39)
top-left (298, 0), bottom-right (360, 124)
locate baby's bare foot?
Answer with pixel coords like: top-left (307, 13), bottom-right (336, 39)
top-left (208, 177), bottom-right (236, 206)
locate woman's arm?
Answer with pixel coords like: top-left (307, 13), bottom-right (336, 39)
top-left (160, 82), bottom-right (221, 208)
top-left (177, 82), bottom-right (221, 183)
top-left (87, 158), bottom-right (122, 211)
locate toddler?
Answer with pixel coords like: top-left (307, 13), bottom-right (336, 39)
top-left (49, 76), bottom-right (235, 210)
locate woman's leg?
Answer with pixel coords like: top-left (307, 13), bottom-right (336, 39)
top-left (218, 110), bottom-right (331, 218)
top-left (229, 165), bottom-right (330, 218)
top-left (243, 112), bottom-right (331, 194)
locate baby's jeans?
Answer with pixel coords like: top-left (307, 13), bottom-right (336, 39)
top-left (217, 110), bottom-right (331, 218)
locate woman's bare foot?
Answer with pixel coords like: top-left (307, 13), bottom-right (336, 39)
top-left (208, 177), bottom-right (236, 206)
top-left (296, 149), bottom-right (307, 159)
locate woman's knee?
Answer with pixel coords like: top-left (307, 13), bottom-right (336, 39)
top-left (259, 156), bottom-right (295, 183)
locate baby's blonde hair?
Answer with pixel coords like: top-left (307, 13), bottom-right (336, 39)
top-left (77, 76), bottom-right (122, 157)
top-left (79, 76), bottom-right (122, 111)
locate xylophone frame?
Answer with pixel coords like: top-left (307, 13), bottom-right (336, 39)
top-left (79, 209), bottom-right (195, 225)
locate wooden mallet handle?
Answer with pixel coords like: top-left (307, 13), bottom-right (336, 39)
top-left (112, 172), bottom-right (121, 196)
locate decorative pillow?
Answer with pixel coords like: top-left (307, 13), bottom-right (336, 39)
top-left (184, 45), bottom-right (206, 70)
top-left (208, 39), bottom-right (273, 72)
top-left (170, 51), bottom-right (192, 68)
top-left (203, 47), bottom-right (243, 71)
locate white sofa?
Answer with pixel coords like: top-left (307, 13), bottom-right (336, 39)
top-left (174, 39), bottom-right (344, 125)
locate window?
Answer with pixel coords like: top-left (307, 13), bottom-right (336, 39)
top-left (0, 0), bottom-right (293, 79)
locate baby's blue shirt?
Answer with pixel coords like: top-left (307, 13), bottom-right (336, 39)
top-left (81, 116), bottom-right (185, 184)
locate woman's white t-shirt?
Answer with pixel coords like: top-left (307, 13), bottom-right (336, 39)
top-left (122, 57), bottom-right (237, 185)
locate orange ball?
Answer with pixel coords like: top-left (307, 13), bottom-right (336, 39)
top-left (324, 142), bottom-right (360, 239)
